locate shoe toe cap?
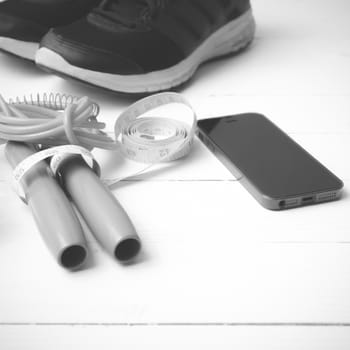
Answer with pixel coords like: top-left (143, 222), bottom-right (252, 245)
top-left (40, 27), bottom-right (145, 75)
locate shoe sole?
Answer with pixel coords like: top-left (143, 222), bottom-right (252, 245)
top-left (0, 37), bottom-right (38, 61)
top-left (35, 9), bottom-right (255, 94)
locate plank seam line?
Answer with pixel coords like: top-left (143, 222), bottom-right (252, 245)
top-left (1, 323), bottom-right (350, 327)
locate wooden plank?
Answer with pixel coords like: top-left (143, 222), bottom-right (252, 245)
top-left (1, 180), bottom-right (349, 324)
top-left (187, 0), bottom-right (350, 97)
top-left (1, 325), bottom-right (350, 350)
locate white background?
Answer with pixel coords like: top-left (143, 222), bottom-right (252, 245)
top-left (0, 0), bottom-right (350, 348)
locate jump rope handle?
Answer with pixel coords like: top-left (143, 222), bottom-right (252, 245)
top-left (6, 142), bottom-right (141, 267)
top-left (5, 141), bottom-right (88, 270)
top-left (57, 155), bottom-right (141, 262)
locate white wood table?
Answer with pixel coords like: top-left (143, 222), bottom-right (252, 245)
top-left (0, 0), bottom-right (349, 348)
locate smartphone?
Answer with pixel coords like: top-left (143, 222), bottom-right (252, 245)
top-left (197, 113), bottom-right (344, 210)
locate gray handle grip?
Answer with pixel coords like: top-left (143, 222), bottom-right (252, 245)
top-left (5, 142), bottom-right (88, 269)
top-left (58, 156), bottom-right (141, 262)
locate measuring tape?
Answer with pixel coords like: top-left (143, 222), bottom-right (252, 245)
top-left (116, 92), bottom-right (195, 163)
top-left (9, 92), bottom-right (197, 200)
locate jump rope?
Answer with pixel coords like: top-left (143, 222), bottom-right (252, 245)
top-left (0, 92), bottom-right (197, 269)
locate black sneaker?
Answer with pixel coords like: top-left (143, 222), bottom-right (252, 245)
top-left (0, 0), bottom-right (101, 60)
top-left (36, 0), bottom-right (255, 94)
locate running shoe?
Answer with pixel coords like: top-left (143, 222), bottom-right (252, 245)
top-left (0, 0), bottom-right (101, 60)
top-left (36, 0), bottom-right (256, 93)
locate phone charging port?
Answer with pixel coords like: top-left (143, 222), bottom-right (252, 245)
top-left (302, 196), bottom-right (314, 204)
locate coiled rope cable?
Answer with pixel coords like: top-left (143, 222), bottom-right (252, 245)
top-left (0, 92), bottom-right (197, 194)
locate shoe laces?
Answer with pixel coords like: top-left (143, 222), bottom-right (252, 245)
top-left (92, 0), bottom-right (168, 28)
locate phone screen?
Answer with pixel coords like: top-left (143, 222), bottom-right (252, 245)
top-left (197, 113), bottom-right (343, 199)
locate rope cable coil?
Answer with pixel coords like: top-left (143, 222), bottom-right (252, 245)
top-left (0, 92), bottom-right (197, 199)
